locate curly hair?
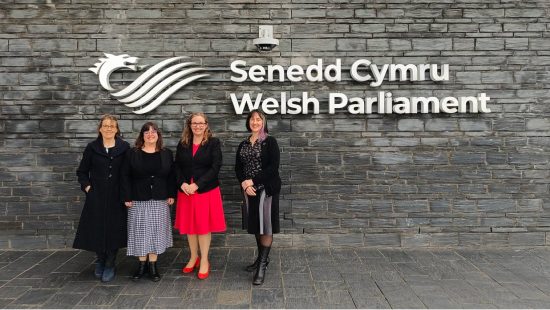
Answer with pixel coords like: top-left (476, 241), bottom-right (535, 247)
top-left (180, 112), bottom-right (213, 147)
top-left (134, 122), bottom-right (164, 152)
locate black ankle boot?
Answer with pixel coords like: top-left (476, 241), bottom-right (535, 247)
top-left (132, 261), bottom-right (148, 282)
top-left (148, 261), bottom-right (160, 282)
top-left (253, 245), bottom-right (271, 285)
top-left (245, 252), bottom-right (270, 272)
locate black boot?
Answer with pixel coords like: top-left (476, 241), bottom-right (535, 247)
top-left (132, 261), bottom-right (148, 282)
top-left (148, 261), bottom-right (160, 282)
top-left (245, 250), bottom-right (270, 272)
top-left (253, 245), bottom-right (271, 285)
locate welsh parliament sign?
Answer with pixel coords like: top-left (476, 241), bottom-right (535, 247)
top-left (90, 53), bottom-right (490, 115)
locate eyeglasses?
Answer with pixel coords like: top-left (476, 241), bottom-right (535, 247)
top-left (144, 130), bottom-right (158, 135)
top-left (101, 125), bottom-right (117, 130)
top-left (191, 123), bottom-right (207, 127)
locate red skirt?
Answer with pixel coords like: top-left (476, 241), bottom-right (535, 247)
top-left (175, 186), bottom-right (226, 235)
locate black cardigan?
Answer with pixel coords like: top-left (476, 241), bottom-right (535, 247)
top-left (174, 137), bottom-right (223, 194)
top-left (120, 148), bottom-right (177, 202)
top-left (235, 135), bottom-right (281, 196)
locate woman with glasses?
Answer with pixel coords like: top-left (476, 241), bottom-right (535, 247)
top-left (235, 109), bottom-right (281, 285)
top-left (74, 114), bottom-right (130, 283)
top-left (174, 112), bottom-right (225, 280)
top-left (120, 122), bottom-right (176, 282)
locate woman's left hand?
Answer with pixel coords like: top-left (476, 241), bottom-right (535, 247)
top-left (167, 198), bottom-right (175, 205)
top-left (242, 179), bottom-right (254, 190)
top-left (188, 183), bottom-right (199, 194)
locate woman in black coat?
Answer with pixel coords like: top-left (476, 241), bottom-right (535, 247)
top-left (235, 109), bottom-right (281, 286)
top-left (74, 114), bottom-right (130, 283)
top-left (120, 122), bottom-right (176, 282)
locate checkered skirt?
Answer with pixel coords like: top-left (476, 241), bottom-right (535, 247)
top-left (127, 199), bottom-right (173, 257)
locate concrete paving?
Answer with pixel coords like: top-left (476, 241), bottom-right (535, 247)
top-left (0, 248), bottom-right (550, 308)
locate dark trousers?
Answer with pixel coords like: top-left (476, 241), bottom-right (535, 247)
top-left (96, 249), bottom-right (119, 268)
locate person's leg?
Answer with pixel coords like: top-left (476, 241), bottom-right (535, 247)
top-left (102, 249), bottom-right (118, 283)
top-left (95, 251), bottom-right (106, 279)
top-left (253, 235), bottom-right (273, 285)
top-left (198, 233), bottom-right (211, 275)
top-left (133, 255), bottom-right (148, 282)
top-left (148, 253), bottom-right (158, 262)
top-left (148, 253), bottom-right (160, 281)
top-left (245, 233), bottom-right (261, 271)
top-left (186, 234), bottom-right (199, 269)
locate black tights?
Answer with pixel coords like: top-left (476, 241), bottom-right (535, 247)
top-left (255, 234), bottom-right (273, 247)
top-left (96, 249), bottom-right (118, 268)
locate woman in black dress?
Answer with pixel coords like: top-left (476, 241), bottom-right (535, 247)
top-left (74, 114), bottom-right (130, 283)
top-left (121, 122), bottom-right (176, 282)
top-left (235, 109), bottom-right (281, 285)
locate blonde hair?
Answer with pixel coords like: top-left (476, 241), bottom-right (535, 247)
top-left (180, 112), bottom-right (213, 147)
top-left (97, 114), bottom-right (121, 138)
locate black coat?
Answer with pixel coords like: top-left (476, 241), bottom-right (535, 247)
top-left (235, 135), bottom-right (281, 196)
top-left (120, 148), bottom-right (177, 202)
top-left (174, 137), bottom-right (222, 194)
top-left (73, 136), bottom-right (130, 252)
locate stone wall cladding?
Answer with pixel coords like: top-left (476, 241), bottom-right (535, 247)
top-left (0, 0), bottom-right (549, 249)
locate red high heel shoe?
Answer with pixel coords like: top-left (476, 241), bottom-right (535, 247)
top-left (183, 256), bottom-right (200, 274)
top-left (198, 261), bottom-right (210, 279)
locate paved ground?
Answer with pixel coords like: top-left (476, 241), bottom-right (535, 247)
top-left (0, 248), bottom-right (550, 309)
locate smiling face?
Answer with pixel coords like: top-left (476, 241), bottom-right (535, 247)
top-left (99, 119), bottom-right (117, 140)
top-left (143, 126), bottom-right (158, 146)
top-left (249, 112), bottom-right (263, 134)
top-left (190, 115), bottom-right (207, 137)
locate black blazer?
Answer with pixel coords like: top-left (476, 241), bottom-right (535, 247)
top-left (120, 148), bottom-right (177, 202)
top-left (235, 135), bottom-right (281, 196)
top-left (174, 137), bottom-right (222, 194)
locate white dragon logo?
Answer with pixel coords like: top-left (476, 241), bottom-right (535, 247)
top-left (89, 53), bottom-right (208, 114)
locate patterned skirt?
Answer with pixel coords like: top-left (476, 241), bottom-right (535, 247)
top-left (127, 199), bottom-right (173, 257)
top-left (241, 188), bottom-right (280, 235)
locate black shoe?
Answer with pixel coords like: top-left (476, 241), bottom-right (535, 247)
top-left (253, 245), bottom-right (271, 285)
top-left (132, 261), bottom-right (148, 282)
top-left (148, 261), bottom-right (160, 282)
top-left (245, 255), bottom-right (270, 272)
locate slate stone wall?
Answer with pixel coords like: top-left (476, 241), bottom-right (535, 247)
top-left (1, 0), bottom-right (550, 249)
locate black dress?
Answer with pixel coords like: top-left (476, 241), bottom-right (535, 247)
top-left (73, 136), bottom-right (130, 252)
top-left (235, 135), bottom-right (281, 235)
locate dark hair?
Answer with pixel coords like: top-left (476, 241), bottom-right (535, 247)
top-left (180, 112), bottom-right (213, 147)
top-left (97, 114), bottom-right (121, 138)
top-left (246, 109), bottom-right (268, 139)
top-left (134, 122), bottom-right (164, 152)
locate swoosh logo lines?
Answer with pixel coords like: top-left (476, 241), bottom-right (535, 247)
top-left (92, 55), bottom-right (209, 114)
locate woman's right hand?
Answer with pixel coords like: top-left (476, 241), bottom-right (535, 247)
top-left (181, 183), bottom-right (190, 195)
top-left (125, 202), bottom-right (132, 207)
top-left (245, 186), bottom-right (256, 196)
top-left (85, 186), bottom-right (91, 193)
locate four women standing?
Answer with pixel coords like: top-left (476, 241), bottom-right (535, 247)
top-left (75, 110), bottom-right (279, 285)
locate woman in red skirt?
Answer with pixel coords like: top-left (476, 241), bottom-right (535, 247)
top-left (174, 112), bottom-right (226, 279)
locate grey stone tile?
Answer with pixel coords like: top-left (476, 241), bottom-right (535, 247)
top-left (251, 289), bottom-right (284, 309)
top-left (285, 297), bottom-right (320, 309)
top-left (500, 282), bottom-right (550, 300)
top-left (284, 286), bottom-right (317, 298)
top-left (437, 279), bottom-right (487, 304)
top-left (370, 271), bottom-right (403, 282)
top-left (376, 281), bottom-right (425, 308)
top-left (220, 276), bottom-right (253, 291)
top-left (310, 267), bottom-right (342, 282)
top-left (109, 295), bottom-right (150, 309)
top-left (57, 281), bottom-right (97, 294)
top-left (282, 274), bottom-right (314, 288)
top-left (352, 297), bottom-right (392, 309)
top-left (380, 250), bottom-right (415, 262)
top-left (392, 262), bottom-right (429, 277)
top-left (0, 298), bottom-right (15, 308)
top-left (144, 297), bottom-right (183, 309)
top-left (184, 289), bottom-right (218, 301)
top-left (11, 288), bottom-right (56, 305)
top-left (314, 281), bottom-right (348, 291)
top-left (5, 279), bottom-right (40, 287)
top-left (79, 286), bottom-right (124, 306)
top-left (216, 290), bottom-right (250, 306)
top-left (317, 290), bottom-right (353, 305)
top-left (0, 252), bottom-right (28, 263)
top-left (180, 299), bottom-right (218, 309)
top-left (42, 293), bottom-right (86, 309)
top-left (0, 286), bottom-right (30, 299)
top-left (34, 273), bottom-right (74, 288)
top-left (355, 249), bottom-right (384, 258)
top-left (420, 295), bottom-right (461, 309)
top-left (460, 304), bottom-right (497, 309)
top-left (120, 278), bottom-right (160, 295)
top-left (306, 249), bottom-right (333, 261)
top-left (153, 276), bottom-right (190, 297)
top-left (0, 270), bottom-right (23, 281)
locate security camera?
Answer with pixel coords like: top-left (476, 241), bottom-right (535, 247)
top-left (253, 25), bottom-right (279, 52)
